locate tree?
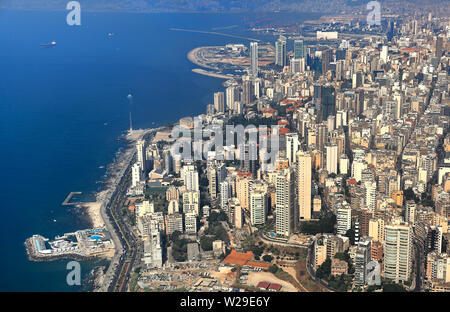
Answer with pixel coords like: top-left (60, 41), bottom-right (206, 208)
top-left (200, 236), bottom-right (214, 251)
top-left (382, 283), bottom-right (407, 292)
top-left (345, 228), bottom-right (355, 245)
top-left (299, 213), bottom-right (336, 234)
top-left (316, 258), bottom-right (331, 279)
top-left (404, 187), bottom-right (419, 203)
top-left (262, 255), bottom-right (274, 262)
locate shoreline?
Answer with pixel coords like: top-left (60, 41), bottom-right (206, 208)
top-left (192, 68), bottom-right (235, 80)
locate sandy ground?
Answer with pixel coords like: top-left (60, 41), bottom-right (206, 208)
top-left (210, 267), bottom-right (235, 285)
top-left (82, 202), bottom-right (104, 228)
top-left (246, 271), bottom-right (298, 292)
top-left (283, 266), bottom-right (309, 292)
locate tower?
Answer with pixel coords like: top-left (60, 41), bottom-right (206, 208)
top-left (384, 223), bottom-right (412, 283)
top-left (275, 35), bottom-right (287, 67)
top-left (250, 42), bottom-right (258, 76)
top-left (296, 150), bottom-right (312, 221)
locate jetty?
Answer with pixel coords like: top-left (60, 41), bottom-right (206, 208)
top-left (62, 192), bottom-right (83, 206)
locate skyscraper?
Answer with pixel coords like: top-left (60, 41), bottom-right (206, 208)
top-left (226, 86), bottom-right (238, 111)
top-left (275, 168), bottom-right (296, 236)
top-left (285, 133), bottom-right (299, 165)
top-left (336, 200), bottom-right (351, 235)
top-left (136, 139), bottom-right (146, 172)
top-left (321, 86), bottom-right (336, 122)
top-left (326, 143), bottom-right (338, 175)
top-left (380, 45), bottom-right (388, 64)
top-left (322, 49), bottom-right (331, 74)
top-left (364, 181), bottom-right (377, 213)
top-left (250, 189), bottom-right (268, 226)
top-left (219, 180), bottom-right (231, 209)
top-left (132, 163), bottom-right (142, 187)
top-left (240, 142), bottom-right (257, 177)
top-left (207, 163), bottom-right (217, 200)
top-left (214, 91), bottom-right (225, 113)
top-left (384, 223), bottom-right (412, 283)
top-left (275, 35), bottom-right (287, 67)
top-left (182, 164), bottom-right (199, 192)
top-left (296, 151), bottom-right (312, 221)
top-left (250, 42), bottom-right (258, 76)
top-left (242, 80), bottom-right (254, 106)
top-left (294, 40), bottom-right (306, 59)
top-left (435, 35), bottom-right (444, 57)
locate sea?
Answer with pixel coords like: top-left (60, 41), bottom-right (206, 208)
top-left (0, 9), bottom-right (320, 291)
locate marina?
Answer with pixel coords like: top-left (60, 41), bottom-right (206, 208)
top-left (25, 228), bottom-right (115, 262)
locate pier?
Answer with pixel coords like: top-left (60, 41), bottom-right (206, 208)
top-left (62, 192), bottom-right (83, 206)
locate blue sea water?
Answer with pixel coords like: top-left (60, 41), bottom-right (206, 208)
top-left (0, 9), bottom-right (319, 291)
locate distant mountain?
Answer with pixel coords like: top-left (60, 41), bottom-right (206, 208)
top-left (1, 0), bottom-right (447, 13)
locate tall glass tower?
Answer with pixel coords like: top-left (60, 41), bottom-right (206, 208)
top-left (294, 39), bottom-right (307, 59)
top-left (275, 35), bottom-right (287, 67)
top-left (250, 42), bottom-right (258, 76)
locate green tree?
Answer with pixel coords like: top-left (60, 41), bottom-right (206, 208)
top-left (316, 258), bottom-right (331, 279)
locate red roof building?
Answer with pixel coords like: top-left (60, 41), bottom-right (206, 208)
top-left (268, 283), bottom-right (282, 291)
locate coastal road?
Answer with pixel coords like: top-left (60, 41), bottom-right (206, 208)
top-left (97, 129), bottom-right (155, 292)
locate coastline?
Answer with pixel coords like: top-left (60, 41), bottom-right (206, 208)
top-left (192, 68), bottom-right (234, 79)
top-left (187, 46), bottom-right (240, 80)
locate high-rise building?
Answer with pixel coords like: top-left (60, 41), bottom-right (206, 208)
top-left (207, 163), bottom-right (217, 200)
top-left (354, 238), bottom-right (372, 287)
top-left (435, 35), bottom-right (444, 57)
top-left (336, 59), bottom-right (345, 81)
top-left (336, 201), bottom-right (352, 236)
top-left (384, 223), bottom-right (412, 283)
top-left (291, 57), bottom-right (306, 74)
top-left (239, 142), bottom-right (257, 177)
top-left (242, 80), bottom-right (254, 106)
top-left (132, 162), bottom-right (143, 187)
top-left (296, 151), bottom-right (312, 221)
top-left (294, 40), bottom-right (307, 59)
top-left (369, 218), bottom-right (385, 242)
top-left (226, 86), bottom-right (238, 111)
top-left (339, 154), bottom-right (349, 175)
top-left (236, 176), bottom-right (250, 210)
top-left (317, 123), bottom-right (328, 152)
top-left (364, 181), bottom-right (377, 213)
top-left (214, 91), bottom-right (225, 113)
top-left (316, 85), bottom-right (336, 122)
top-left (182, 164), bottom-right (199, 192)
top-left (405, 201), bottom-right (416, 224)
top-left (250, 42), bottom-right (258, 76)
top-left (285, 133), bottom-right (299, 165)
top-left (322, 49), bottom-right (331, 74)
top-left (326, 143), bottom-right (338, 175)
top-left (136, 139), bottom-right (147, 172)
top-left (250, 189), bottom-right (268, 226)
top-left (219, 180), bottom-right (231, 209)
top-left (275, 168), bottom-right (296, 236)
top-left (182, 191), bottom-right (200, 215)
top-left (184, 212), bottom-right (197, 234)
top-left (380, 45), bottom-right (388, 63)
top-left (275, 35), bottom-right (287, 67)
top-left (352, 71), bottom-right (363, 89)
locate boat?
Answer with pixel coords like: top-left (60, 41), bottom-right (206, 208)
top-left (40, 41), bottom-right (56, 48)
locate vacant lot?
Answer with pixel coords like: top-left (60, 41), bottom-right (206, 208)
top-left (246, 271), bottom-right (298, 292)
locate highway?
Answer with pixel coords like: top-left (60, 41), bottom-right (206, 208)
top-left (96, 129), bottom-right (155, 292)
